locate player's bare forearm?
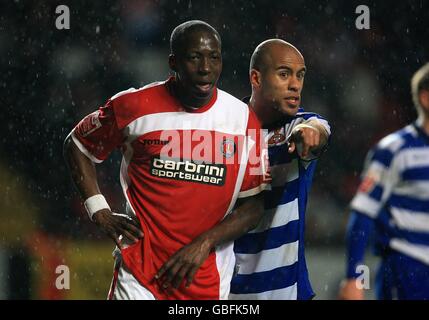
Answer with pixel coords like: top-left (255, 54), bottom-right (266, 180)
top-left (63, 136), bottom-right (101, 199)
top-left (155, 192), bottom-right (264, 290)
top-left (198, 192), bottom-right (265, 248)
top-left (63, 136), bottom-right (143, 246)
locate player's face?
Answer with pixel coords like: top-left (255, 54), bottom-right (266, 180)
top-left (420, 89), bottom-right (429, 113)
top-left (260, 47), bottom-right (306, 117)
top-left (171, 31), bottom-right (222, 108)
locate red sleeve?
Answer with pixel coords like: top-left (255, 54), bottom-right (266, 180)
top-left (238, 109), bottom-right (271, 198)
top-left (70, 100), bottom-right (123, 163)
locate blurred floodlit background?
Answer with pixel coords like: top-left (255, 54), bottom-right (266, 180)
top-left (0, 0), bottom-right (428, 299)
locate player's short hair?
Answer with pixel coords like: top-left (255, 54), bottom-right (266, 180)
top-left (250, 42), bottom-right (269, 72)
top-left (170, 20), bottom-right (221, 56)
top-left (249, 39), bottom-right (303, 73)
top-left (411, 62), bottom-right (429, 116)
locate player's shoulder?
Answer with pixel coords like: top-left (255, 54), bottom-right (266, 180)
top-left (289, 106), bottom-right (330, 137)
top-left (370, 124), bottom-right (424, 170)
top-left (216, 88), bottom-right (249, 110)
top-left (110, 80), bottom-right (166, 103)
top-left (107, 80), bottom-right (169, 128)
top-left (216, 88), bottom-right (259, 128)
top-left (376, 124), bottom-right (417, 153)
top-left (295, 107), bottom-right (328, 121)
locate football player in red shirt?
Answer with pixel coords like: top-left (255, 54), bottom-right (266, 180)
top-left (64, 20), bottom-right (268, 299)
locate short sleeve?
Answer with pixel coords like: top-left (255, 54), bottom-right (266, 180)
top-left (350, 145), bottom-right (399, 218)
top-left (238, 109), bottom-right (271, 198)
top-left (70, 99), bottom-right (123, 163)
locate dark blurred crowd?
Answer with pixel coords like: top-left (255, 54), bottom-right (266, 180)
top-left (1, 0), bottom-right (428, 243)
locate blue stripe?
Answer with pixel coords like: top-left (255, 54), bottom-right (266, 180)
top-left (369, 184), bottom-right (383, 201)
top-left (265, 178), bottom-right (300, 209)
top-left (402, 167), bottom-right (429, 181)
top-left (400, 228), bottom-right (429, 246)
top-left (372, 148), bottom-right (394, 167)
top-left (230, 262), bottom-right (298, 294)
top-left (375, 208), bottom-right (397, 248)
top-left (375, 207), bottom-right (429, 247)
top-left (234, 220), bottom-right (299, 254)
top-left (296, 112), bottom-right (325, 121)
top-left (390, 194), bottom-right (429, 212)
top-left (268, 145), bottom-right (295, 166)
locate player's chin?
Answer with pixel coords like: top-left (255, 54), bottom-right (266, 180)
top-left (190, 87), bottom-right (215, 102)
top-left (182, 79), bottom-right (214, 97)
top-left (192, 89), bottom-right (213, 99)
top-left (279, 103), bottom-right (299, 116)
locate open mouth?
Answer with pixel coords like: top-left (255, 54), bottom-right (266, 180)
top-left (285, 96), bottom-right (300, 107)
top-left (194, 83), bottom-right (213, 94)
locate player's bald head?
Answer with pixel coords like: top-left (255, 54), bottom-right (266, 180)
top-left (250, 39), bottom-right (304, 72)
top-left (170, 20), bottom-right (221, 56)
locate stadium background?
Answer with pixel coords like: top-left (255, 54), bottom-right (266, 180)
top-left (0, 0), bottom-right (428, 299)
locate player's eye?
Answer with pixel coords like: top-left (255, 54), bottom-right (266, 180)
top-left (210, 54), bottom-right (220, 60)
top-left (279, 71), bottom-right (289, 78)
top-left (187, 54), bottom-right (199, 61)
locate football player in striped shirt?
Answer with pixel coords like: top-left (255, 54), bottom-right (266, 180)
top-left (229, 39), bottom-right (330, 300)
top-left (339, 63), bottom-right (429, 300)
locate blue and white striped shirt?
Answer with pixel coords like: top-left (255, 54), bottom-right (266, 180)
top-left (229, 108), bottom-right (330, 300)
top-left (350, 120), bottom-right (429, 265)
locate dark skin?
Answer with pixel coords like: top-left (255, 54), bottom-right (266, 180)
top-left (64, 27), bottom-right (265, 294)
top-left (168, 29), bottom-right (222, 109)
top-left (155, 194), bottom-right (264, 291)
top-left (249, 40), bottom-right (328, 159)
top-left (63, 138), bottom-right (144, 248)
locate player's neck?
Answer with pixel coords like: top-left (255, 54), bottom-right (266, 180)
top-left (420, 114), bottom-right (429, 136)
top-left (249, 95), bottom-right (276, 128)
top-left (170, 78), bottom-right (212, 109)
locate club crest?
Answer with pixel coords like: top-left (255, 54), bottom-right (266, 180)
top-left (221, 139), bottom-right (236, 158)
top-left (268, 128), bottom-right (286, 146)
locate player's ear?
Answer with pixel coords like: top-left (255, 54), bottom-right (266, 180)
top-left (169, 54), bottom-right (177, 72)
top-left (250, 69), bottom-right (261, 88)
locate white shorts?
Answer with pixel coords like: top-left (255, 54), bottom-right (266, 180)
top-left (108, 256), bottom-right (155, 300)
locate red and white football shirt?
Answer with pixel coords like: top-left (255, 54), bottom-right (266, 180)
top-left (70, 77), bottom-right (267, 299)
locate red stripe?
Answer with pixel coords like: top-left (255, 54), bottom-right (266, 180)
top-left (108, 260), bottom-right (121, 300)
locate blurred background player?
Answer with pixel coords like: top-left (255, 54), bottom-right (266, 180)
top-left (229, 39), bottom-right (330, 300)
top-left (64, 20), bottom-right (267, 300)
top-left (339, 63), bottom-right (429, 300)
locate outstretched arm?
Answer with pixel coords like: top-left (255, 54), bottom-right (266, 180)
top-left (155, 192), bottom-right (264, 291)
top-left (63, 135), bottom-right (143, 247)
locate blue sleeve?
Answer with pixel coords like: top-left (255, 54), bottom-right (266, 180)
top-left (345, 210), bottom-right (374, 278)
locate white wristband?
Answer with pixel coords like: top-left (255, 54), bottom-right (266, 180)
top-left (84, 194), bottom-right (110, 221)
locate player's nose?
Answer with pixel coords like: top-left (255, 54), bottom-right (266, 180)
top-left (288, 75), bottom-right (301, 92)
top-left (198, 56), bottom-right (211, 74)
